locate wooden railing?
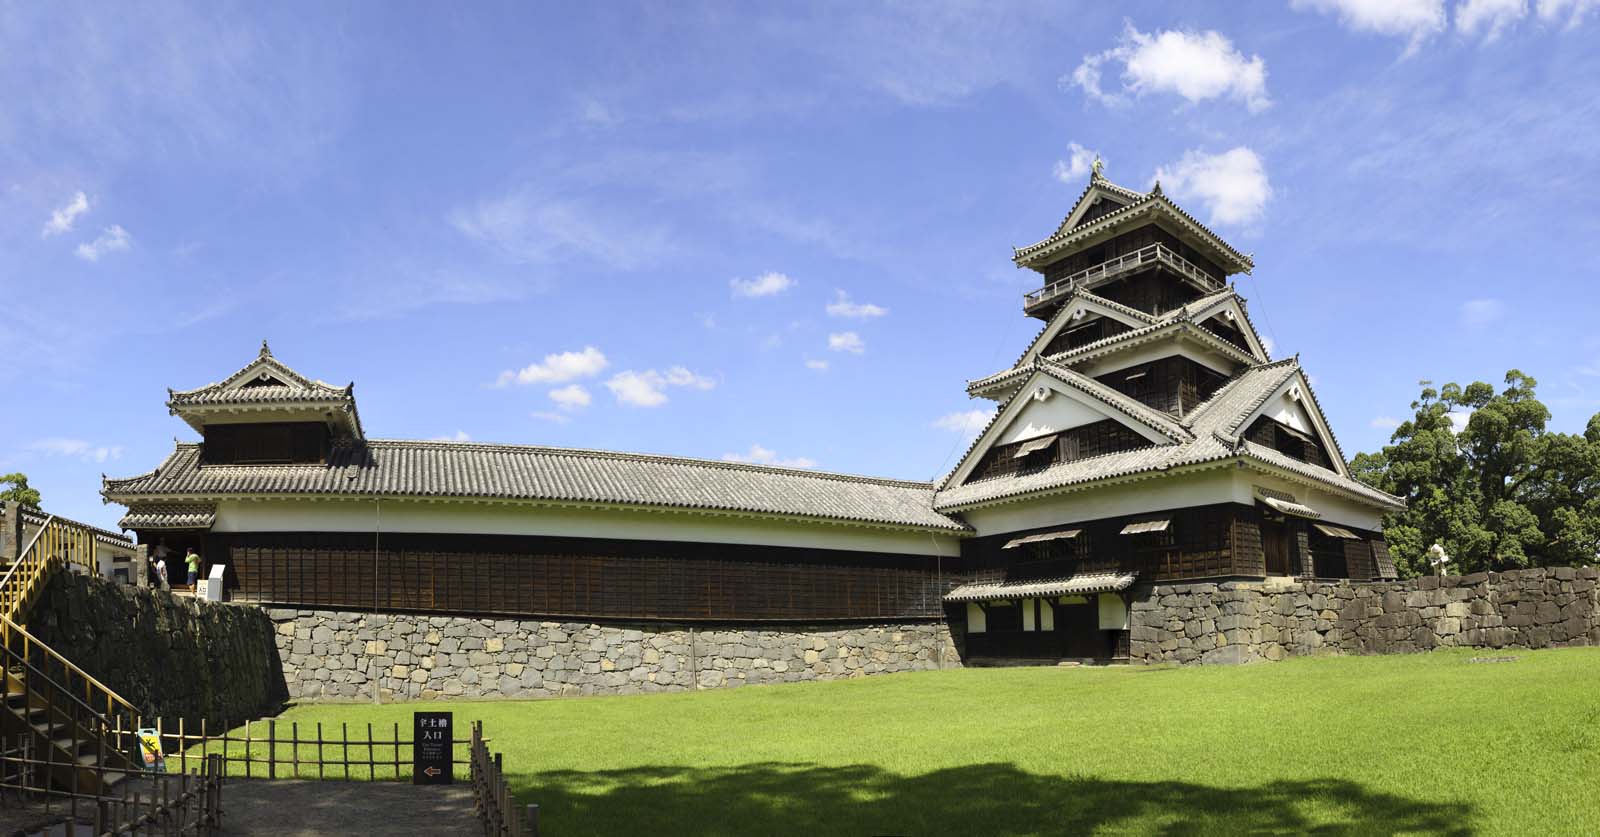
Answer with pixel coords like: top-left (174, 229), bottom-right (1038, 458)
top-left (2, 615), bottom-right (142, 726)
top-left (108, 717), bottom-right (481, 781)
top-left (471, 720), bottom-right (537, 837)
top-left (0, 514), bottom-right (102, 625)
top-left (0, 738), bottom-right (221, 836)
top-left (1023, 243), bottom-right (1223, 310)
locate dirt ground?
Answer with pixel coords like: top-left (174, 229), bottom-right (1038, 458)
top-left (0, 779), bottom-right (480, 836)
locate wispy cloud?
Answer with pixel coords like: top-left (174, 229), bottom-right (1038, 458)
top-left (75, 225), bottom-right (131, 261)
top-left (805, 358), bottom-right (829, 372)
top-left (496, 347), bottom-right (608, 388)
top-left (1370, 416), bottom-right (1401, 430)
top-left (1071, 24), bottom-right (1270, 112)
top-left (933, 408), bottom-right (996, 438)
top-left (1460, 298), bottom-right (1505, 327)
top-left (451, 191), bottom-right (671, 270)
top-left (1154, 148), bottom-right (1272, 226)
top-left (730, 271), bottom-right (795, 298)
top-left (42, 191), bottom-right (90, 237)
top-left (827, 332), bottom-right (865, 354)
top-left (1457, 0), bottom-right (1530, 40)
top-left (605, 366), bottom-right (715, 407)
top-left (431, 430), bottom-right (471, 442)
top-left (825, 289), bottom-right (887, 319)
top-left (722, 443), bottom-right (817, 469)
top-left (531, 411), bottom-right (571, 424)
top-left (29, 438), bottom-right (122, 463)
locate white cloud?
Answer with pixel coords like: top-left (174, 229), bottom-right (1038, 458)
top-left (730, 271), bottom-right (795, 298)
top-left (1154, 147), bottom-right (1272, 226)
top-left (29, 438), bottom-right (122, 463)
top-left (1460, 298), bottom-right (1505, 327)
top-left (1053, 143), bottom-right (1101, 183)
top-left (933, 409), bottom-right (996, 438)
top-left (1448, 411), bottom-right (1473, 434)
top-left (1291, 0), bottom-right (1447, 52)
top-left (1071, 25), bottom-right (1269, 112)
top-left (1457, 0), bottom-right (1528, 39)
top-left (606, 367), bottom-right (715, 407)
top-left (825, 289), bottom-right (888, 319)
top-left (1537, 0), bottom-right (1600, 27)
top-left (1370, 416), bottom-right (1401, 430)
top-left (548, 384), bottom-right (592, 411)
top-left (75, 225), bottom-right (131, 261)
top-left (577, 97), bottom-right (621, 126)
top-left (496, 346), bottom-right (608, 387)
top-left (805, 359), bottom-right (829, 372)
top-left (721, 444), bottom-right (818, 469)
top-left (827, 332), bottom-right (866, 354)
top-left (42, 191), bottom-right (90, 237)
top-left (1261, 335), bottom-right (1277, 357)
top-left (431, 430), bottom-right (471, 442)
top-left (531, 410), bottom-right (571, 424)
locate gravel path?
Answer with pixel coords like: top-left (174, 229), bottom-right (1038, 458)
top-left (221, 779), bottom-right (479, 835)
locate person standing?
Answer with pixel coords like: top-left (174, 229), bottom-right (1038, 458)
top-left (184, 547), bottom-right (201, 589)
top-left (150, 539), bottom-right (171, 588)
top-left (153, 554), bottom-right (169, 589)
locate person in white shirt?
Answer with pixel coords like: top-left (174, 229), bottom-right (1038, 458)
top-left (151, 540), bottom-right (171, 589)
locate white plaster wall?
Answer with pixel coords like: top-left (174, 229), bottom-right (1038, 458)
top-left (955, 465), bottom-right (1386, 538)
top-left (1073, 340), bottom-right (1239, 379)
top-left (1265, 392), bottom-right (1315, 435)
top-left (212, 498), bottom-right (964, 557)
top-left (959, 468), bottom-right (1239, 536)
top-left (997, 391), bottom-right (1114, 444)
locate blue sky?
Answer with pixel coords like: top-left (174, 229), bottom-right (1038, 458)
top-left (4, 1), bottom-right (1600, 530)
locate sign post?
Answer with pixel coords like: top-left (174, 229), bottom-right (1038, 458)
top-left (413, 711), bottom-right (453, 785)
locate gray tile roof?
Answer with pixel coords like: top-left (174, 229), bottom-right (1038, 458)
top-left (1015, 178), bottom-right (1254, 274)
top-left (936, 359), bottom-right (1405, 512)
top-left (944, 571), bottom-right (1137, 602)
top-left (167, 342), bottom-right (364, 437)
top-left (103, 440), bottom-right (970, 533)
top-left (0, 504), bottom-right (136, 548)
top-left (118, 504), bottom-right (218, 531)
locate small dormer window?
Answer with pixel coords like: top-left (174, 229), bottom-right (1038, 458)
top-left (241, 374), bottom-right (290, 389)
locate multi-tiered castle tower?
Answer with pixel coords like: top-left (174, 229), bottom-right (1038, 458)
top-left (933, 161), bottom-right (1402, 660)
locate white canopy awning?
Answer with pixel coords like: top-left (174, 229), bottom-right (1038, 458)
top-left (1120, 519), bottom-right (1170, 535)
top-left (944, 571), bottom-right (1138, 603)
top-left (1261, 496), bottom-right (1322, 519)
top-left (1002, 528), bottom-right (1083, 549)
top-left (1012, 434), bottom-right (1059, 459)
top-left (1313, 523), bottom-right (1359, 539)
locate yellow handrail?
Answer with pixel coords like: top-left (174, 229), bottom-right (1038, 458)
top-left (0, 614), bottom-right (140, 723)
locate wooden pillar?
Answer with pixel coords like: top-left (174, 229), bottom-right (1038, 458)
top-left (2, 501), bottom-right (21, 563)
top-left (1294, 525), bottom-right (1315, 578)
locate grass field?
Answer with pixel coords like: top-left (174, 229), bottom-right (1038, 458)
top-left (221, 648), bottom-right (1600, 835)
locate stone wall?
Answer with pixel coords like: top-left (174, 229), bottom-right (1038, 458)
top-left (1130, 567), bottom-right (1600, 665)
top-left (269, 609), bottom-right (959, 701)
top-left (29, 570), bottom-right (287, 727)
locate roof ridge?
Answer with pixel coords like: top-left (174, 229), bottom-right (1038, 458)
top-left (349, 438), bottom-right (943, 489)
top-left (1181, 357), bottom-right (1300, 431)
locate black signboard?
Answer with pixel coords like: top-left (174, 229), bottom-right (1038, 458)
top-left (413, 711), bottom-right (454, 785)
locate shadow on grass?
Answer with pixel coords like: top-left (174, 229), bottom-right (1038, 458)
top-left (514, 762), bottom-right (1474, 836)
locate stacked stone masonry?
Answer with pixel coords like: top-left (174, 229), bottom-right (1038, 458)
top-left (1130, 567), bottom-right (1600, 665)
top-left (269, 610), bottom-right (960, 700)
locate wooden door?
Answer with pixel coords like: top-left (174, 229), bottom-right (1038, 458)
top-left (1262, 519), bottom-right (1290, 575)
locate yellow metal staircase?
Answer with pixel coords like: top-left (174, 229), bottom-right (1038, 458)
top-left (0, 516), bottom-right (142, 794)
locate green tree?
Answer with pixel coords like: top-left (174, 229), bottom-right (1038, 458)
top-left (1353, 372), bottom-right (1600, 576)
top-left (0, 473), bottom-right (42, 507)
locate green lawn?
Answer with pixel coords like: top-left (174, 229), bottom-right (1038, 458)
top-left (221, 648), bottom-right (1600, 835)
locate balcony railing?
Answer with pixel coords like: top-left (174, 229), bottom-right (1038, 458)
top-left (1023, 243), bottom-right (1222, 311)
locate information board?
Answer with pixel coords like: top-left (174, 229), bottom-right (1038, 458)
top-left (413, 711), bottom-right (454, 785)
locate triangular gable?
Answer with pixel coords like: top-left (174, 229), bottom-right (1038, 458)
top-left (1054, 181), bottom-right (1144, 236)
top-left (1010, 290), bottom-right (1156, 368)
top-left (1230, 370), bottom-right (1350, 479)
top-left (942, 365), bottom-right (1184, 489)
top-left (1181, 293), bottom-right (1271, 363)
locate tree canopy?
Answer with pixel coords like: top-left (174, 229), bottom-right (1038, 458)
top-left (0, 473), bottom-right (42, 507)
top-left (1352, 371), bottom-right (1600, 577)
